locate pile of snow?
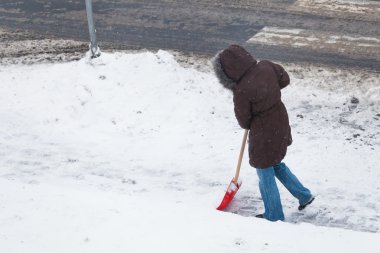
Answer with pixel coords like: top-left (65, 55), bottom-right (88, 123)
top-left (0, 51), bottom-right (379, 252)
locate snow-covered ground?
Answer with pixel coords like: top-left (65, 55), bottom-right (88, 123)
top-left (0, 51), bottom-right (379, 252)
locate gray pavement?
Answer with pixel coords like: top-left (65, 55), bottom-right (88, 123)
top-left (0, 0), bottom-right (380, 70)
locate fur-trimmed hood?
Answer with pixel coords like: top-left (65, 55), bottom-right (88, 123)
top-left (211, 45), bottom-right (257, 90)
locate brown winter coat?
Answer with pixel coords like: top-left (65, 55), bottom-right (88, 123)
top-left (212, 45), bottom-right (292, 168)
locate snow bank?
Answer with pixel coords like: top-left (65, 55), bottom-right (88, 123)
top-left (1, 179), bottom-right (378, 253)
top-left (0, 50), bottom-right (379, 252)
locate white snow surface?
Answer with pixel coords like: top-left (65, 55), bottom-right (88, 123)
top-left (0, 51), bottom-right (379, 252)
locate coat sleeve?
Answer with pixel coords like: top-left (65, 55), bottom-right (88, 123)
top-left (233, 89), bottom-right (252, 130)
top-left (270, 62), bottom-right (290, 89)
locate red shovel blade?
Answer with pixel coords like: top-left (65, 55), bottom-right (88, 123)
top-left (216, 178), bottom-right (242, 211)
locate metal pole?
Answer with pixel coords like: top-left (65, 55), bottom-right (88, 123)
top-left (85, 0), bottom-right (100, 58)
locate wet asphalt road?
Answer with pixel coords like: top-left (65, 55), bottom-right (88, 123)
top-left (0, 0), bottom-right (380, 70)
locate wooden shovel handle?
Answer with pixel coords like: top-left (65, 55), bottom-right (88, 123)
top-left (233, 129), bottom-right (249, 184)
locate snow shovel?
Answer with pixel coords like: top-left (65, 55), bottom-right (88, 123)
top-left (216, 129), bottom-right (249, 211)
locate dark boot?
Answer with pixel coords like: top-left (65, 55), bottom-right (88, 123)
top-left (298, 196), bottom-right (315, 211)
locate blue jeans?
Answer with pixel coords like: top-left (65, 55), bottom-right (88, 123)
top-left (256, 163), bottom-right (312, 221)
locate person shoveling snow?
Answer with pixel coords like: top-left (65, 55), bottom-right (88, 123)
top-left (212, 44), bottom-right (315, 221)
